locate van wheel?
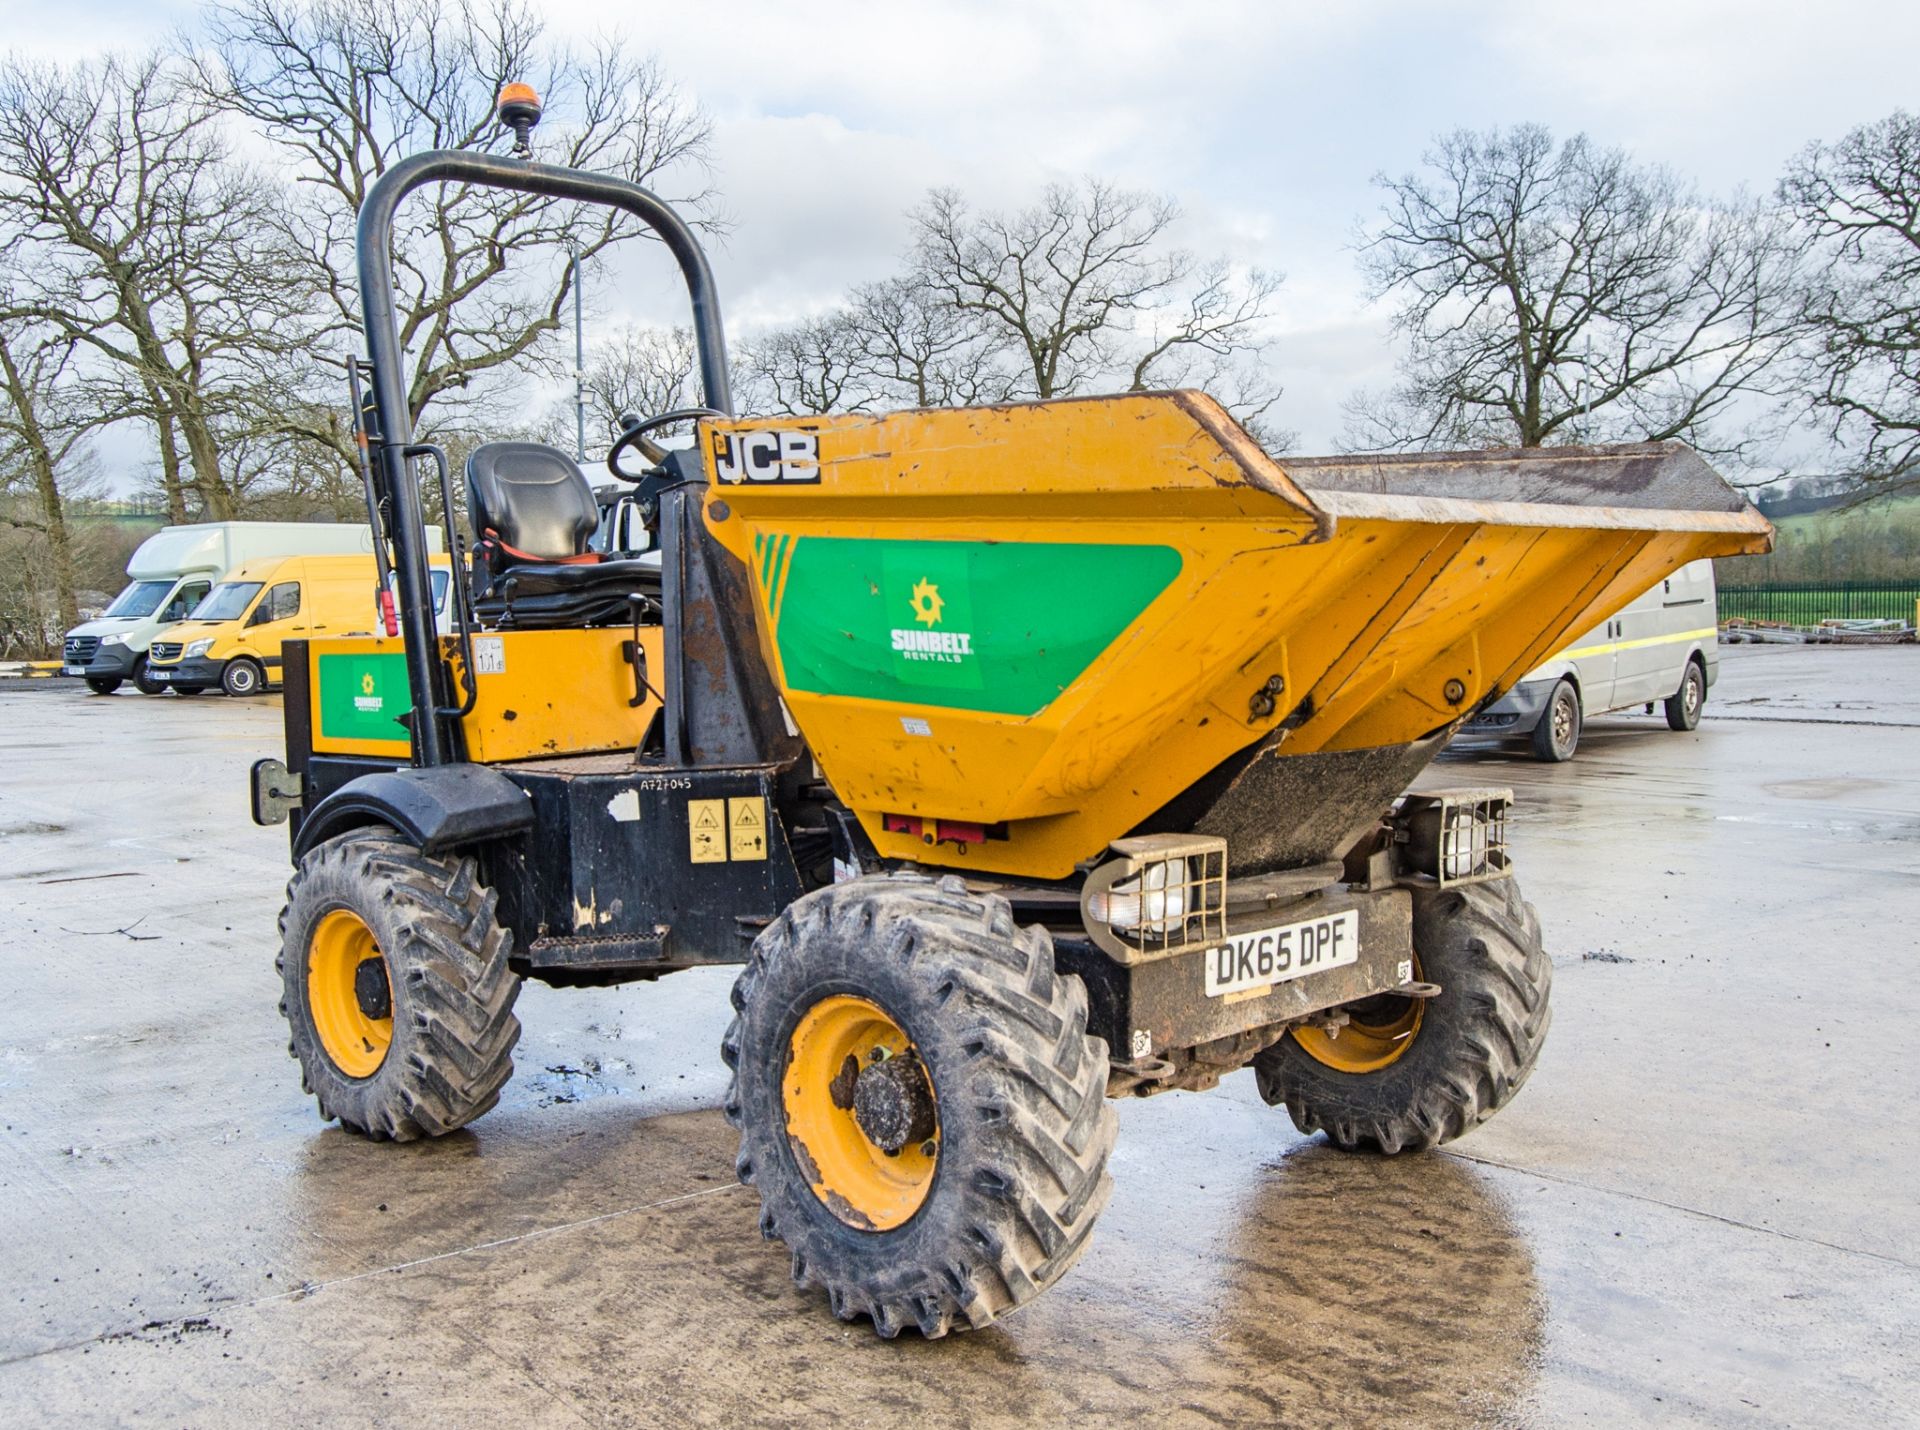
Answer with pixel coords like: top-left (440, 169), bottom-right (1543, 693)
top-left (222, 658), bottom-right (265, 697)
top-left (84, 677), bottom-right (122, 695)
top-left (132, 657), bottom-right (166, 696)
top-left (1529, 680), bottom-right (1581, 761)
top-left (1664, 659), bottom-right (1705, 732)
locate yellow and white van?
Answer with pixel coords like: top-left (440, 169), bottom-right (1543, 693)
top-left (145, 553), bottom-right (452, 696)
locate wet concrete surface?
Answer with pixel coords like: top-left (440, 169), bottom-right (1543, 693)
top-left (0, 642), bottom-right (1915, 1425)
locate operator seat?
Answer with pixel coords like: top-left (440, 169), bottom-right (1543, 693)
top-left (465, 441), bottom-right (660, 628)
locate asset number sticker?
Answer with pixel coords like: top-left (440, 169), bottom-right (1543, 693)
top-left (472, 636), bottom-right (506, 675)
top-left (1203, 908), bottom-right (1361, 998)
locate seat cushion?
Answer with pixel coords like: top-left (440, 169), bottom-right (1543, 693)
top-left (467, 442), bottom-right (599, 561)
top-left (474, 558), bottom-right (663, 630)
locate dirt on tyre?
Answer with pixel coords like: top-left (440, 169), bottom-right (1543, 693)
top-left (1254, 877), bottom-right (1550, 1154)
top-left (278, 826), bottom-right (521, 1141)
top-left (1665, 658), bottom-right (1706, 731)
top-left (724, 873), bottom-right (1116, 1338)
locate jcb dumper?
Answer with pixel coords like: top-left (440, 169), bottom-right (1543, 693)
top-left (251, 88), bottom-right (1771, 1340)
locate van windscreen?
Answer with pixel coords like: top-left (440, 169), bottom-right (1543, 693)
top-left (103, 580), bottom-right (177, 618)
top-left (193, 581), bottom-right (264, 622)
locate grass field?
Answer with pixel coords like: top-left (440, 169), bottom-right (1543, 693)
top-left (1716, 490), bottom-right (1920, 586)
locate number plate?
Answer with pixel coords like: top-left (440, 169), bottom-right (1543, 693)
top-left (1203, 908), bottom-right (1361, 998)
top-left (64, 665), bottom-right (86, 676)
top-left (149, 669), bottom-right (172, 681)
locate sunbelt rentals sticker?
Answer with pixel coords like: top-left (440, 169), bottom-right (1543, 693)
top-left (883, 547), bottom-right (982, 691)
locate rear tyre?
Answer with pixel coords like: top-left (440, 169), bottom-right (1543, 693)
top-left (132, 656), bottom-right (166, 696)
top-left (1664, 658), bottom-right (1706, 731)
top-left (1254, 877), bottom-right (1551, 1154)
top-left (222, 657), bottom-right (265, 697)
top-left (1529, 679), bottom-right (1581, 762)
top-left (84, 677), bottom-right (122, 695)
top-left (724, 873), bottom-right (1116, 1339)
top-left (172, 685), bottom-right (206, 696)
top-left (278, 826), bottom-right (522, 1141)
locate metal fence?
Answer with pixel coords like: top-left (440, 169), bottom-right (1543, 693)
top-left (1717, 583), bottom-right (1920, 625)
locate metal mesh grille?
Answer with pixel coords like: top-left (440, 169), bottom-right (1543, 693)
top-left (1083, 835), bottom-right (1228, 963)
top-left (1436, 794), bottom-right (1509, 885)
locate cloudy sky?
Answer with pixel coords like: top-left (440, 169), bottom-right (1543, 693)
top-left (18, 0), bottom-right (1920, 464)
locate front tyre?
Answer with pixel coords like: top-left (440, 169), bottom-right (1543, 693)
top-left (724, 874), bottom-right (1116, 1339)
top-left (132, 656), bottom-right (166, 696)
top-left (278, 827), bottom-right (521, 1141)
top-left (1529, 679), bottom-right (1581, 762)
top-left (222, 657), bottom-right (265, 697)
top-left (1254, 877), bottom-right (1551, 1154)
top-left (84, 677), bottom-right (122, 695)
top-left (1665, 658), bottom-right (1706, 731)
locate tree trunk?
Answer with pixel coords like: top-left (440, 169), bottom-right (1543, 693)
top-left (152, 404), bottom-right (189, 524)
top-left (0, 342), bottom-right (79, 630)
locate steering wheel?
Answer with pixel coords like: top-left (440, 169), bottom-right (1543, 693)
top-left (607, 407), bottom-right (726, 481)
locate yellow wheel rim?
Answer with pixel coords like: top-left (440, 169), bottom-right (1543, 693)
top-left (1291, 963), bottom-right (1424, 1074)
top-left (308, 909), bottom-right (393, 1079)
top-left (784, 995), bottom-right (938, 1231)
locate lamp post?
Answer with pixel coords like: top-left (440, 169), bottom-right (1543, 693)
top-left (571, 243), bottom-right (586, 462)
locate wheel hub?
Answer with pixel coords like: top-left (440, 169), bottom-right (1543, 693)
top-left (850, 1052), bottom-right (937, 1154)
top-left (354, 957), bottom-right (392, 1020)
top-left (307, 908), bottom-right (394, 1079)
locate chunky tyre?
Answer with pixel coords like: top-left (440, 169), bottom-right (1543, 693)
top-left (132, 656), bottom-right (166, 696)
top-left (1665, 658), bottom-right (1706, 731)
top-left (1529, 679), bottom-right (1581, 761)
top-left (724, 873), bottom-right (1116, 1339)
top-left (84, 677), bottom-right (121, 695)
top-left (1254, 877), bottom-right (1551, 1154)
top-left (222, 657), bottom-right (265, 697)
top-left (278, 826), bottom-right (521, 1141)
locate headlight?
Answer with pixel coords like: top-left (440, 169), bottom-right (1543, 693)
top-left (1088, 859), bottom-right (1188, 933)
top-left (100, 634), bottom-right (129, 648)
top-left (184, 639), bottom-right (214, 659)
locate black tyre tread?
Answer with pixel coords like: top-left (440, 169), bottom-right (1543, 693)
top-left (723, 873), bottom-right (1116, 1339)
top-left (1665, 658), bottom-right (1706, 731)
top-left (223, 658), bottom-right (265, 696)
top-left (277, 828), bottom-right (521, 1142)
top-left (1255, 877), bottom-right (1551, 1154)
top-left (1530, 680), bottom-right (1580, 762)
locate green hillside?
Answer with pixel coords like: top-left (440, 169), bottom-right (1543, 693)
top-left (1716, 491), bottom-right (1920, 585)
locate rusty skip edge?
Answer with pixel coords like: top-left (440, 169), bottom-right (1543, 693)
top-left (1302, 488), bottom-right (1775, 543)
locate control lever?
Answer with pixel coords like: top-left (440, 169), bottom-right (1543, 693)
top-left (623, 593), bottom-right (666, 709)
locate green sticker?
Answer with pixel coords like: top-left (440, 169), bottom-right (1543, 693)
top-left (772, 538), bottom-right (1180, 716)
top-left (317, 652), bottom-right (413, 744)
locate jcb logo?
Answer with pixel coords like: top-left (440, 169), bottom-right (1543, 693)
top-left (710, 428), bottom-right (821, 484)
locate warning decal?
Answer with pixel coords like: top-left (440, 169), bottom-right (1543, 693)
top-left (729, 797), bottom-right (768, 862)
top-left (688, 799), bottom-right (726, 864)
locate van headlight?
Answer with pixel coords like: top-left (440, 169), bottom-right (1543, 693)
top-left (100, 633), bottom-right (129, 647)
top-left (184, 639), bottom-right (214, 659)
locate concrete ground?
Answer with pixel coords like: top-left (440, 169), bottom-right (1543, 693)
top-left (0, 642), bottom-right (1914, 1427)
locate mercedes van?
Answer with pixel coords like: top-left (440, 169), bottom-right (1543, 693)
top-left (1460, 559), bottom-right (1721, 761)
top-left (61, 523), bottom-right (382, 694)
top-left (145, 551), bottom-right (450, 696)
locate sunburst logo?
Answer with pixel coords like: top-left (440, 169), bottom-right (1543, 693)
top-left (910, 578), bottom-right (944, 627)
top-left (361, 671), bottom-right (376, 695)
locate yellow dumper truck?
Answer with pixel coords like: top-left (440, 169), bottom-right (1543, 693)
top-left (249, 87), bottom-right (1771, 1339)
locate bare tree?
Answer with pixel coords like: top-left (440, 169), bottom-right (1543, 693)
top-left (737, 313), bottom-right (873, 417)
top-left (0, 306), bottom-right (89, 629)
top-left (1780, 110), bottom-right (1920, 494)
top-left (1346, 125), bottom-right (1803, 455)
top-left (910, 181), bottom-right (1285, 426)
top-left (843, 276), bottom-right (1021, 409)
top-left (196, 0), bottom-right (714, 465)
top-left (0, 53), bottom-right (317, 520)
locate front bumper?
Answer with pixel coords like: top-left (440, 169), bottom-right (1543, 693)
top-left (61, 644), bottom-right (139, 681)
top-left (145, 656), bottom-right (223, 689)
top-left (1461, 681), bottom-right (1555, 737)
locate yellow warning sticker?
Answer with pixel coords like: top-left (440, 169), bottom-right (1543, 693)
top-left (729, 796), bottom-right (768, 862)
top-left (689, 798), bottom-right (726, 864)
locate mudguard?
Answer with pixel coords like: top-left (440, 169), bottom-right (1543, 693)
top-left (293, 764), bottom-right (534, 859)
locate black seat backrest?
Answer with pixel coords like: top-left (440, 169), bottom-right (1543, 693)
top-left (466, 442), bottom-right (598, 561)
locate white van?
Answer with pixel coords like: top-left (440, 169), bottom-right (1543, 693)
top-left (61, 523), bottom-right (383, 695)
top-left (1460, 559), bottom-right (1720, 761)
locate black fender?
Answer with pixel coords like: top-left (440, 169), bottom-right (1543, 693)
top-left (293, 765), bottom-right (534, 860)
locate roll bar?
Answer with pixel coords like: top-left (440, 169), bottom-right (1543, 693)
top-left (355, 149), bottom-right (732, 766)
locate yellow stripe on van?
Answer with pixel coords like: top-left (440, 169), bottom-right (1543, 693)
top-left (1560, 627), bottom-right (1719, 660)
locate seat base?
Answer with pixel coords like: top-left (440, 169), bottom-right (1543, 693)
top-left (474, 559), bottom-right (663, 630)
